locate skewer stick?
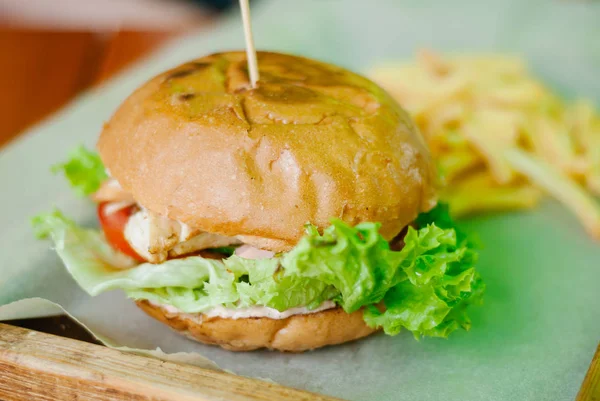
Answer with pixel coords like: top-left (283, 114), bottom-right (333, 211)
top-left (239, 0), bottom-right (259, 88)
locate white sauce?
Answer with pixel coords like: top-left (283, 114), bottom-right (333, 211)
top-left (169, 232), bottom-right (241, 258)
top-left (234, 244), bottom-right (275, 259)
top-left (156, 300), bottom-right (336, 320)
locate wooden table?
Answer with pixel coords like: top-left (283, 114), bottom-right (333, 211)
top-left (0, 28), bottom-right (179, 147)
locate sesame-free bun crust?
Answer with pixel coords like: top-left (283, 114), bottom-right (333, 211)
top-left (98, 51), bottom-right (437, 251)
top-left (136, 300), bottom-right (377, 352)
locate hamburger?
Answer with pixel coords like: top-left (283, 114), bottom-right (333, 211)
top-left (34, 51), bottom-right (484, 351)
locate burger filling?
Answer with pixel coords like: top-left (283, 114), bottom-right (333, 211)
top-left (96, 178), bottom-right (274, 264)
top-left (123, 206), bottom-right (241, 263)
top-left (155, 300), bottom-right (336, 320)
top-left (34, 147), bottom-right (485, 338)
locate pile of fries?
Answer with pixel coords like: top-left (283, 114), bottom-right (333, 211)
top-left (369, 50), bottom-right (600, 239)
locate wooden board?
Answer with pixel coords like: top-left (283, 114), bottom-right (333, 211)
top-left (577, 344), bottom-right (600, 401)
top-left (0, 323), bottom-right (342, 401)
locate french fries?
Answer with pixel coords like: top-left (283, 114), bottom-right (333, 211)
top-left (369, 50), bottom-right (600, 239)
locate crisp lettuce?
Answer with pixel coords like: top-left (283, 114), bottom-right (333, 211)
top-left (32, 211), bottom-right (336, 313)
top-left (52, 146), bottom-right (107, 196)
top-left (33, 204), bottom-right (484, 338)
top-left (366, 203), bottom-right (485, 337)
top-left (362, 223), bottom-right (484, 338)
top-left (282, 221), bottom-right (401, 313)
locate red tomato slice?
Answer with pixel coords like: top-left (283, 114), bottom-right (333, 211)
top-left (97, 202), bottom-right (145, 262)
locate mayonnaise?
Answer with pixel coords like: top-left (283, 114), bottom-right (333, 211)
top-left (234, 244), bottom-right (275, 259)
top-left (155, 300), bottom-right (337, 320)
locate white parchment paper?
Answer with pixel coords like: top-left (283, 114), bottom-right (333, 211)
top-left (1, 1), bottom-right (599, 400)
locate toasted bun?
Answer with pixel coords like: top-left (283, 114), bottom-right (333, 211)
top-left (136, 300), bottom-right (377, 352)
top-left (98, 51), bottom-right (437, 251)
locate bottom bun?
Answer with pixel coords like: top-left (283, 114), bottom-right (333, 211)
top-left (136, 300), bottom-right (378, 352)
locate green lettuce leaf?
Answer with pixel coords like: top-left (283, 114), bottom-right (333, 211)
top-left (363, 204), bottom-right (484, 337)
top-left (52, 146), bottom-right (107, 196)
top-left (32, 211), bottom-right (336, 313)
top-left (282, 221), bottom-right (402, 313)
top-left (32, 204), bottom-right (484, 338)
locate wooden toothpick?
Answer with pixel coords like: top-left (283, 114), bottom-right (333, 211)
top-left (239, 0), bottom-right (259, 88)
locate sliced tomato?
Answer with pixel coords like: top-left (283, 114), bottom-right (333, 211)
top-left (97, 202), bottom-right (145, 262)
